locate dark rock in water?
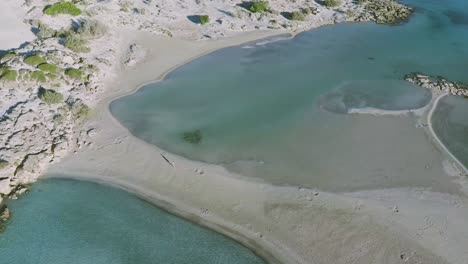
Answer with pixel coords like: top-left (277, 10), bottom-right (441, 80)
top-left (0, 204), bottom-right (10, 223)
top-left (444, 10), bottom-right (468, 25)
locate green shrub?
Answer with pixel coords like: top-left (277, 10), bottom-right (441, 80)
top-left (46, 73), bottom-right (58, 80)
top-left (249, 1), bottom-right (268, 13)
top-left (323, 0), bottom-right (341, 7)
top-left (182, 130), bottom-right (202, 144)
top-left (0, 160), bottom-right (8, 170)
top-left (38, 63), bottom-right (58, 73)
top-left (53, 114), bottom-right (65, 124)
top-left (199, 15), bottom-right (210, 25)
top-left (76, 19), bottom-right (107, 38)
top-left (30, 71), bottom-right (47, 82)
top-left (0, 52), bottom-right (15, 63)
top-left (290, 11), bottom-right (305, 21)
top-left (64, 33), bottom-right (90, 53)
top-left (65, 68), bottom-right (83, 79)
top-left (24, 54), bottom-right (46, 66)
top-left (0, 70), bottom-right (18, 81)
top-left (0, 66), bottom-right (9, 75)
top-left (39, 88), bottom-right (64, 104)
top-left (43, 2), bottom-right (82, 16)
top-left (71, 101), bottom-right (91, 120)
top-left (35, 21), bottom-right (56, 38)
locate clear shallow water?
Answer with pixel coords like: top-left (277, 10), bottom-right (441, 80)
top-left (432, 96), bottom-right (468, 169)
top-left (112, 0), bottom-right (468, 192)
top-left (0, 179), bottom-right (265, 264)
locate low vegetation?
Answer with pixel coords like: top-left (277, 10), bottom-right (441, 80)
top-left (71, 101), bottom-right (91, 120)
top-left (64, 33), bottom-right (90, 53)
top-left (24, 54), bottom-right (46, 66)
top-left (0, 160), bottom-right (8, 170)
top-left (35, 21), bottom-right (56, 39)
top-left (289, 11), bottom-right (305, 21)
top-left (65, 68), bottom-right (83, 79)
top-left (249, 1), bottom-right (269, 13)
top-left (38, 63), bottom-right (58, 73)
top-left (323, 0), bottom-right (341, 8)
top-left (43, 1), bottom-right (82, 16)
top-left (0, 52), bottom-right (15, 63)
top-left (182, 130), bottom-right (203, 144)
top-left (30, 71), bottom-right (47, 82)
top-left (38, 88), bottom-right (64, 104)
top-left (199, 15), bottom-right (210, 25)
top-left (76, 19), bottom-right (108, 38)
top-left (0, 69), bottom-right (18, 81)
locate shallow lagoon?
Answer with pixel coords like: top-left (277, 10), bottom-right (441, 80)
top-left (432, 96), bottom-right (468, 170)
top-left (112, 0), bottom-right (468, 192)
top-left (0, 179), bottom-right (265, 264)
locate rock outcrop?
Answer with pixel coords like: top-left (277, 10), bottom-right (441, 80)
top-left (356, 0), bottom-right (413, 24)
top-left (405, 73), bottom-right (468, 97)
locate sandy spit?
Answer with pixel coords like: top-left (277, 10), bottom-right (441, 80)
top-left (47, 30), bottom-right (468, 264)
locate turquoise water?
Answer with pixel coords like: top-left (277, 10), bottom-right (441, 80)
top-left (432, 96), bottom-right (468, 169)
top-left (112, 0), bottom-right (468, 192)
top-left (0, 179), bottom-right (265, 264)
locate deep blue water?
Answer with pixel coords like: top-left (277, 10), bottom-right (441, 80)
top-left (0, 179), bottom-right (265, 264)
top-left (112, 0), bottom-right (468, 192)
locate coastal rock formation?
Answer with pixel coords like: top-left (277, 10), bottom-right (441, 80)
top-left (356, 0), bottom-right (413, 24)
top-left (0, 204), bottom-right (10, 232)
top-left (405, 73), bottom-right (468, 97)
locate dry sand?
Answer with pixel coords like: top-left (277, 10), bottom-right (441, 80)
top-left (0, 0), bottom-right (36, 50)
top-left (47, 30), bottom-right (468, 264)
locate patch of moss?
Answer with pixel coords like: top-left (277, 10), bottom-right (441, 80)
top-left (182, 130), bottom-right (202, 144)
top-left (43, 2), bottom-right (82, 16)
top-left (24, 54), bottom-right (46, 66)
top-left (37, 63), bottom-right (58, 73)
top-left (38, 87), bottom-right (64, 104)
top-left (65, 68), bottom-right (83, 79)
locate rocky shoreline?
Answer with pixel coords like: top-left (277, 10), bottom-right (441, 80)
top-left (405, 73), bottom-right (468, 97)
top-left (356, 0), bottom-right (413, 24)
top-left (0, 0), bottom-right (412, 232)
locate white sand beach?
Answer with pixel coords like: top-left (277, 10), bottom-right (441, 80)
top-left (0, 0), bottom-right (36, 50)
